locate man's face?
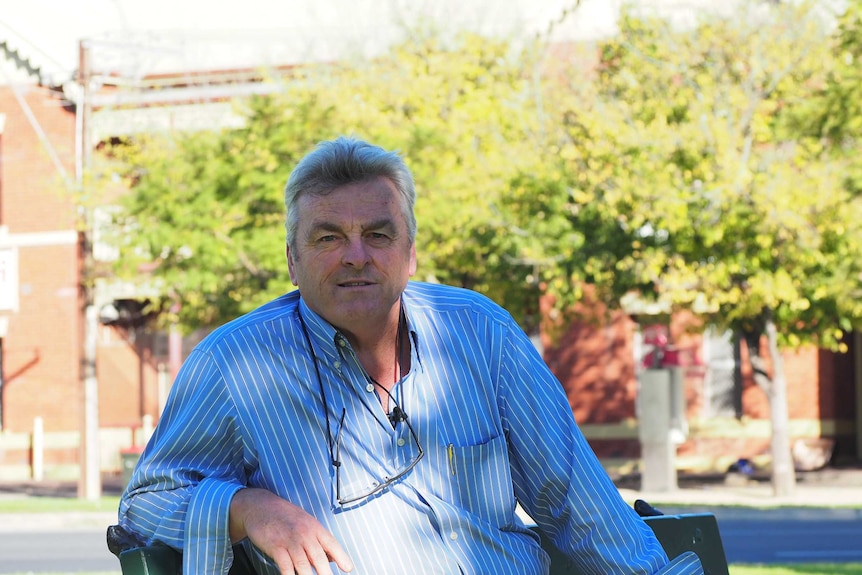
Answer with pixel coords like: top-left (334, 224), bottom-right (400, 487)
top-left (287, 176), bottom-right (417, 332)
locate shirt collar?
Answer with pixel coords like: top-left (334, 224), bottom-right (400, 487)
top-left (297, 295), bottom-right (423, 370)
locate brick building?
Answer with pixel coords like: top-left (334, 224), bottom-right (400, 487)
top-left (545, 304), bottom-right (860, 472)
top-left (0, 82), bottom-right (166, 479)
top-left (1, 83), bottom-right (86, 478)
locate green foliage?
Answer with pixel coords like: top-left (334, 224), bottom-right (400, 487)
top-left (785, 0), bottom-right (862, 195)
top-left (104, 2), bottom-right (862, 351)
top-left (504, 1), bottom-right (862, 352)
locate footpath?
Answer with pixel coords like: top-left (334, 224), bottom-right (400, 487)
top-left (615, 466), bottom-right (862, 521)
top-left (1, 466), bottom-right (861, 533)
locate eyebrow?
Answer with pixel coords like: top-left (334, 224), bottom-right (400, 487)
top-left (363, 218), bottom-right (398, 233)
top-left (306, 218), bottom-right (399, 236)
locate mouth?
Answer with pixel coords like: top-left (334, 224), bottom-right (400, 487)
top-left (338, 280), bottom-right (375, 287)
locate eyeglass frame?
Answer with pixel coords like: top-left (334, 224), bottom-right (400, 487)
top-left (297, 309), bottom-right (425, 506)
top-left (332, 403), bottom-right (425, 505)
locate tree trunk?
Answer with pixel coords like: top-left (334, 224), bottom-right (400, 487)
top-left (765, 318), bottom-right (796, 496)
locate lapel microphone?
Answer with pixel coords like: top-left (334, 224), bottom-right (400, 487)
top-left (388, 405), bottom-right (406, 426)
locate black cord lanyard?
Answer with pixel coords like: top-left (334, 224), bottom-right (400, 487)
top-left (296, 307), bottom-right (338, 467)
top-left (295, 304), bottom-right (408, 464)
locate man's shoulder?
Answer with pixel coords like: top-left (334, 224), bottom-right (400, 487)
top-left (196, 291), bottom-right (300, 351)
top-left (404, 282), bottom-right (510, 323)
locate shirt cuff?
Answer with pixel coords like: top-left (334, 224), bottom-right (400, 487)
top-left (183, 477), bottom-right (246, 573)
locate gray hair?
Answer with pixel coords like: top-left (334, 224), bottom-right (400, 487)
top-left (284, 137), bottom-right (417, 249)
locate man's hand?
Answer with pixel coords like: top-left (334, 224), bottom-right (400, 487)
top-left (230, 487), bottom-right (354, 574)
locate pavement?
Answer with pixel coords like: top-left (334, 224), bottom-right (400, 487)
top-left (1, 466), bottom-right (861, 533)
top-left (614, 466), bottom-right (862, 520)
top-left (0, 474), bottom-right (124, 533)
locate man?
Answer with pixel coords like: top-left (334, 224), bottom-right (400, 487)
top-left (119, 137), bottom-right (702, 574)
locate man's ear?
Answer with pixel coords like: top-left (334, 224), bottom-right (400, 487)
top-left (408, 243), bottom-right (417, 277)
top-left (286, 245), bottom-right (298, 286)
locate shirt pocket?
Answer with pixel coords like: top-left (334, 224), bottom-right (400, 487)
top-left (448, 433), bottom-right (515, 528)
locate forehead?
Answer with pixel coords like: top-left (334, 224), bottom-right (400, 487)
top-left (297, 177), bottom-right (403, 228)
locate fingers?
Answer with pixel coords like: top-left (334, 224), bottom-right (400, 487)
top-left (270, 534), bottom-right (353, 575)
top-left (320, 530), bottom-right (354, 573)
top-left (230, 488), bottom-right (354, 574)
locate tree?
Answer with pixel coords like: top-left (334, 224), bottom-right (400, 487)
top-left (499, 1), bottom-right (862, 495)
top-left (106, 31), bottom-right (544, 332)
top-left (787, 0), bottom-right (862, 195)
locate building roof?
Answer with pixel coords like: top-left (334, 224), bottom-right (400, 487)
top-left (0, 0), bottom-right (625, 89)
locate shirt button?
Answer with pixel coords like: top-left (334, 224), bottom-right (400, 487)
top-left (397, 438), bottom-right (406, 447)
top-left (338, 338), bottom-right (347, 347)
top-left (449, 532), bottom-right (458, 541)
top-left (365, 383), bottom-right (374, 393)
top-left (333, 361), bottom-right (341, 369)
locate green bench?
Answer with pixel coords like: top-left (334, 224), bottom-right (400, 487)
top-left (108, 500), bottom-right (728, 575)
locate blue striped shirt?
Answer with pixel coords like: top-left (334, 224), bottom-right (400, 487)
top-left (119, 281), bottom-right (702, 574)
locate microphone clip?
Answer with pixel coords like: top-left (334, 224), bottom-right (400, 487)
top-left (388, 406), bottom-right (406, 425)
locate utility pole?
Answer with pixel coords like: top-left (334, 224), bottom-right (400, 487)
top-left (77, 39), bottom-right (102, 501)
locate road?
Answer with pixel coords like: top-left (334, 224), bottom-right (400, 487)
top-left (0, 529), bottom-right (118, 573)
top-left (654, 505), bottom-right (862, 565)
top-left (719, 516), bottom-right (862, 564)
top-left (0, 511), bottom-right (861, 572)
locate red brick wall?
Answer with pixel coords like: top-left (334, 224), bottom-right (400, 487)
top-left (98, 326), bottom-right (161, 427)
top-left (1, 86), bottom-right (77, 231)
top-left (543, 297), bottom-right (858, 462)
top-left (542, 297), bottom-right (639, 425)
top-left (1, 85), bottom-right (161, 446)
top-left (1, 85), bottom-right (82, 433)
top-left (2, 242), bottom-right (82, 432)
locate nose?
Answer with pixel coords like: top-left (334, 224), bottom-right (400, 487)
top-left (341, 238), bottom-right (371, 268)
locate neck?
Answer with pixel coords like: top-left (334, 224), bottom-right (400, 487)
top-left (348, 305), bottom-right (406, 392)
top-left (354, 312), bottom-right (410, 396)
top-left (341, 311), bottom-right (398, 355)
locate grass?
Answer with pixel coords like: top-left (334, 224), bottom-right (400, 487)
top-left (0, 495), bottom-right (120, 513)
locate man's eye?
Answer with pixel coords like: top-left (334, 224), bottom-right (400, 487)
top-left (317, 235), bottom-right (337, 243)
top-left (368, 232), bottom-right (391, 240)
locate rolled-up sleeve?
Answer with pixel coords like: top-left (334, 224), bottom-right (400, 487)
top-left (118, 349), bottom-right (248, 573)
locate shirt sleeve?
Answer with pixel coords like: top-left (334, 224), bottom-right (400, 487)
top-left (497, 320), bottom-right (703, 575)
top-left (117, 349), bottom-right (248, 574)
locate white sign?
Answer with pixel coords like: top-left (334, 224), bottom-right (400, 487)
top-left (0, 246), bottom-right (19, 313)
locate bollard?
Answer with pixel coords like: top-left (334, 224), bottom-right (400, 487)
top-left (32, 416), bottom-right (44, 481)
top-left (637, 370), bottom-right (678, 492)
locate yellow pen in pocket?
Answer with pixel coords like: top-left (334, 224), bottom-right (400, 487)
top-left (447, 443), bottom-right (456, 475)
